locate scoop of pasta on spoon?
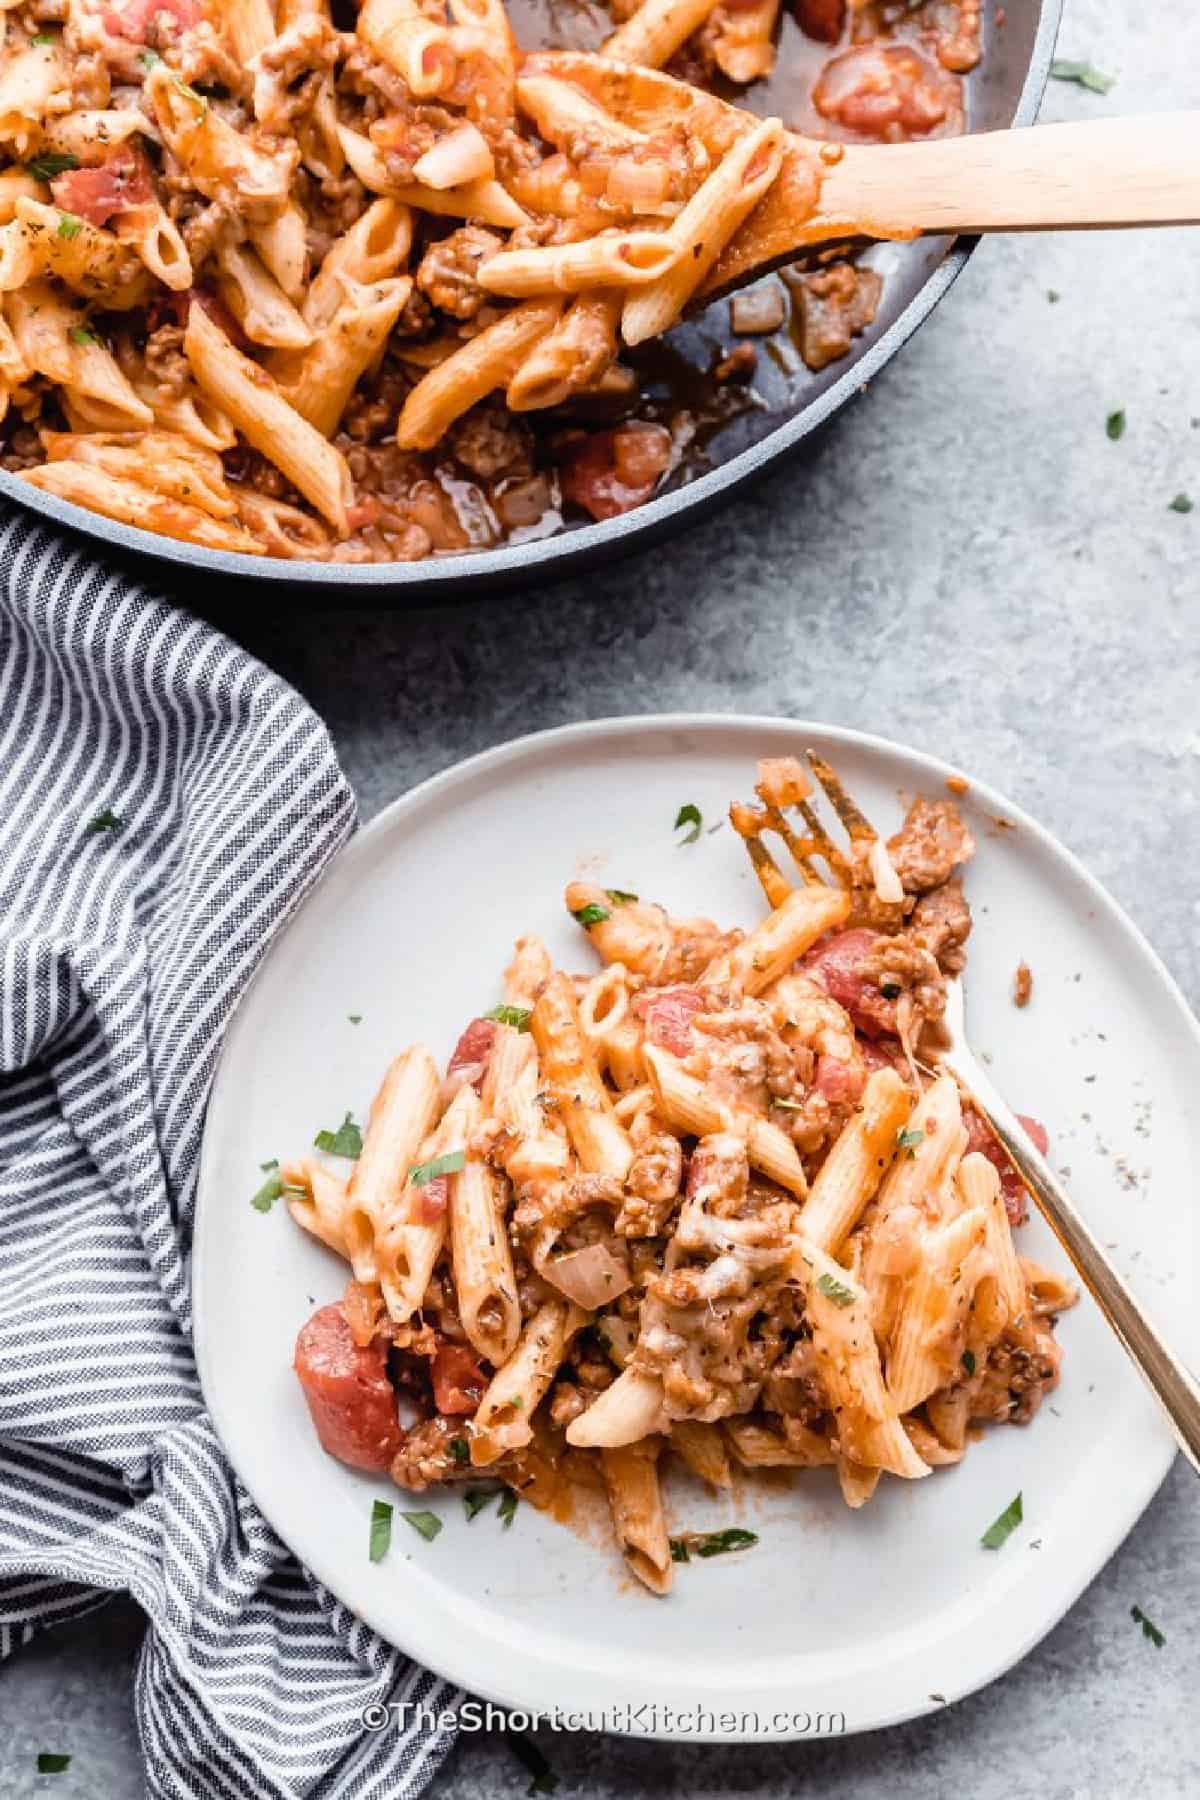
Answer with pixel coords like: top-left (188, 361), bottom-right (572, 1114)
top-left (477, 54), bottom-right (1200, 327)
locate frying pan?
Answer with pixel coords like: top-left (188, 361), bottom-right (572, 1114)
top-left (0, 0), bottom-right (1063, 593)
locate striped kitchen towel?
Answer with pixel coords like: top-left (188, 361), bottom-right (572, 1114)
top-left (0, 514), bottom-right (457, 1798)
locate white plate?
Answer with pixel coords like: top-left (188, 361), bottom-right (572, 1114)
top-left (194, 717), bottom-right (1197, 1740)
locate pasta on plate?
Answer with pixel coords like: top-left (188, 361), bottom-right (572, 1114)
top-left (289, 754), bottom-right (1077, 1594)
top-left (0, 0), bottom-right (985, 561)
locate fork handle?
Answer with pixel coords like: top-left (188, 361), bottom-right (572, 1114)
top-left (950, 1054), bottom-right (1200, 1474)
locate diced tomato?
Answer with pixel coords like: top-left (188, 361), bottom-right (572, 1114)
top-left (859, 1035), bottom-right (902, 1074)
top-left (150, 286), bottom-right (249, 352)
top-left (802, 928), bottom-right (896, 1038)
top-left (432, 1341), bottom-right (487, 1415)
top-left (964, 1106), bottom-right (1048, 1226)
top-left (559, 423), bottom-right (672, 523)
top-left (102, 0), bottom-right (202, 43)
top-left (411, 1174), bottom-right (448, 1226)
top-left (51, 144), bottom-right (153, 227)
top-left (815, 1052), bottom-right (864, 1105)
top-left (813, 43), bottom-right (956, 140)
top-left (634, 985), bottom-right (707, 1057)
top-left (445, 1016), bottom-right (498, 1099)
top-left (793, 0), bottom-right (845, 42)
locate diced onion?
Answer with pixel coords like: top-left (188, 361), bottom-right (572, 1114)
top-left (543, 1242), bottom-right (632, 1308)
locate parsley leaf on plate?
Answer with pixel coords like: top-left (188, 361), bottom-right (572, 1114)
top-left (674, 803), bottom-right (702, 844)
top-left (369, 1500), bottom-right (393, 1562)
top-left (401, 1510), bottom-right (442, 1542)
top-left (1050, 59), bottom-right (1115, 94)
top-left (1130, 1604), bottom-right (1165, 1648)
top-left (980, 1492), bottom-right (1023, 1550)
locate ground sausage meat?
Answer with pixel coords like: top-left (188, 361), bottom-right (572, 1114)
top-left (887, 797), bottom-right (975, 893)
top-left (446, 399), bottom-right (534, 482)
top-left (293, 1303), bottom-right (404, 1472)
top-left (790, 262), bottom-right (883, 372)
top-left (415, 226), bottom-right (504, 320)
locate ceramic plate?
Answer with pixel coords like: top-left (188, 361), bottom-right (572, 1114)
top-left (194, 717), bottom-right (1196, 1740)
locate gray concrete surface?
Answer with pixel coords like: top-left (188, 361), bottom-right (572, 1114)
top-left (3, 0), bottom-right (1198, 1792)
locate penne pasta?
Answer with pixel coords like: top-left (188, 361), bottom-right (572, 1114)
top-left (20, 460), bottom-right (263, 553)
top-left (885, 1204), bottom-right (990, 1414)
top-left (397, 296), bottom-right (562, 451)
top-left (447, 1085), bottom-right (522, 1366)
top-left (477, 231), bottom-right (677, 298)
top-left (699, 879), bottom-right (851, 995)
top-left (530, 970), bottom-right (634, 1180)
top-left (337, 124), bottom-right (528, 229)
top-left (184, 302), bottom-right (354, 534)
top-left (274, 275), bottom-right (411, 436)
top-left (217, 241), bottom-right (314, 350)
top-left (622, 117), bottom-right (785, 346)
top-left (566, 1365), bottom-right (666, 1448)
top-left (340, 1045), bottom-right (442, 1286)
top-left (643, 1041), bottom-right (807, 1195)
top-left (601, 1441), bottom-right (673, 1594)
top-left (471, 1297), bottom-right (586, 1464)
top-left (798, 1067), bottom-right (912, 1252)
top-left (603, 0), bottom-right (724, 72)
top-left (303, 198), bottom-right (413, 330)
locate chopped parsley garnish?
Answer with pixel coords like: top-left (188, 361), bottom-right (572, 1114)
top-left (463, 1486), bottom-right (503, 1521)
top-left (571, 903), bottom-right (610, 928)
top-left (26, 150), bottom-right (78, 180)
top-left (85, 806), bottom-right (122, 834)
top-left (401, 1509), bottom-right (442, 1542)
top-left (1130, 1604), bottom-right (1165, 1648)
top-left (30, 33), bottom-right (57, 47)
top-left (961, 1349), bottom-right (977, 1377)
top-left (36, 1755), bottom-right (71, 1775)
top-left (250, 1166), bottom-right (305, 1213)
top-left (897, 1127), bottom-right (924, 1157)
top-left (172, 73), bottom-right (209, 111)
top-left (56, 212), bottom-right (82, 240)
top-left (1106, 409), bottom-right (1126, 441)
top-left (369, 1500), bottom-right (393, 1562)
top-left (348, 1013), bottom-right (362, 1024)
top-left (1169, 492), bottom-right (1194, 514)
top-left (502, 1727), bottom-right (558, 1797)
top-left (1050, 59), bottom-right (1115, 94)
top-left (313, 1112), bottom-right (363, 1157)
top-left (498, 1489), bottom-right (518, 1528)
top-left (605, 888), bottom-right (638, 905)
top-left (674, 802), bottom-right (702, 844)
top-left (69, 325), bottom-right (98, 347)
top-left (410, 1148), bottom-right (465, 1186)
top-left (1047, 289), bottom-right (1061, 304)
top-left (449, 1437), bottom-right (470, 1465)
top-left (670, 1527), bottom-right (758, 1560)
top-left (139, 48), bottom-right (162, 69)
top-left (980, 1492), bottom-right (1023, 1550)
top-left (815, 1271), bottom-right (855, 1308)
top-left (484, 1003), bottom-right (532, 1030)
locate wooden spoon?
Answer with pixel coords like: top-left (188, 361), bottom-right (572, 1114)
top-left (522, 54), bottom-right (1200, 302)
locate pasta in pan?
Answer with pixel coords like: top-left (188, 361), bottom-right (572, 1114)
top-left (0, 0), bottom-right (985, 561)
top-left (289, 754), bottom-right (1077, 1593)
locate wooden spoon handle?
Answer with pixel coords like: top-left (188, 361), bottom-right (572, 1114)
top-left (706, 112), bottom-right (1200, 297)
top-left (816, 112), bottom-right (1200, 237)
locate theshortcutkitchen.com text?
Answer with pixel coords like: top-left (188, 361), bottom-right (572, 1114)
top-left (361, 1701), bottom-right (847, 1736)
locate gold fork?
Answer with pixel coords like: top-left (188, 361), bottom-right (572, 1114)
top-left (736, 750), bottom-right (1200, 1474)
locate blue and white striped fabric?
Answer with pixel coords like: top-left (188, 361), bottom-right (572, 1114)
top-left (0, 512), bottom-right (457, 1798)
